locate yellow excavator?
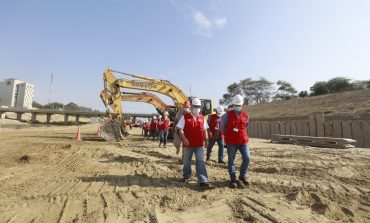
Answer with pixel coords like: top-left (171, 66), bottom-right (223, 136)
top-left (100, 68), bottom-right (213, 141)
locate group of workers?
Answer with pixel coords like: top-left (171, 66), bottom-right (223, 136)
top-left (142, 112), bottom-right (170, 148)
top-left (141, 94), bottom-right (250, 190)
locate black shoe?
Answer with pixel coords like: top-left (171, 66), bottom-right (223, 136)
top-left (236, 180), bottom-right (246, 189)
top-left (229, 180), bottom-right (238, 189)
top-left (218, 160), bottom-right (226, 164)
top-left (206, 156), bottom-right (210, 161)
top-left (239, 177), bottom-right (250, 186)
top-left (200, 182), bottom-right (214, 190)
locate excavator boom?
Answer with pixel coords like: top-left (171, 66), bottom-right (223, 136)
top-left (121, 92), bottom-right (176, 114)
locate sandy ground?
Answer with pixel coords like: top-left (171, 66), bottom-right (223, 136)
top-left (0, 122), bottom-right (369, 223)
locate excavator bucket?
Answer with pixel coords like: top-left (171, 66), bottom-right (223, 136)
top-left (100, 119), bottom-right (127, 141)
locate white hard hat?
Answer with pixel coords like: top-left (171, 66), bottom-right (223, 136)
top-left (153, 116), bottom-right (157, 119)
top-left (216, 105), bottom-right (224, 114)
top-left (191, 97), bottom-right (201, 107)
top-left (164, 111), bottom-right (169, 116)
top-left (232, 94), bottom-right (244, 106)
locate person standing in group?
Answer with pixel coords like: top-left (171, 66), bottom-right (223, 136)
top-left (143, 120), bottom-right (150, 138)
top-left (158, 111), bottom-right (170, 148)
top-left (206, 105), bottom-right (225, 164)
top-left (222, 94), bottom-right (251, 189)
top-left (149, 116), bottom-right (159, 141)
top-left (173, 101), bottom-right (191, 158)
top-left (177, 97), bottom-right (213, 190)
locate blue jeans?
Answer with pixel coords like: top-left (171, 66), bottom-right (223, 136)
top-left (150, 129), bottom-right (158, 140)
top-left (183, 147), bottom-right (208, 183)
top-left (207, 137), bottom-right (224, 161)
top-left (227, 144), bottom-right (251, 181)
top-left (159, 130), bottom-right (168, 144)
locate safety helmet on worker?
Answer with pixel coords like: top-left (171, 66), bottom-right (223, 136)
top-left (164, 111), bottom-right (169, 116)
top-left (216, 105), bottom-right (224, 114)
top-left (232, 94), bottom-right (244, 106)
top-left (153, 116), bottom-right (157, 119)
top-left (191, 97), bottom-right (202, 108)
top-left (183, 101), bottom-right (191, 108)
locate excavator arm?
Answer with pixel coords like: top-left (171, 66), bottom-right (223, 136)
top-left (121, 92), bottom-right (171, 112)
top-left (100, 90), bottom-right (175, 115)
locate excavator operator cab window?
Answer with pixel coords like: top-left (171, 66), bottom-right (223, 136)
top-left (201, 99), bottom-right (212, 116)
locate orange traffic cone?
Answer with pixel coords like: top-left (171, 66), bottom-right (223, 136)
top-left (76, 126), bottom-right (81, 141)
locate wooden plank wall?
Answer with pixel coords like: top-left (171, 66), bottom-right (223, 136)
top-left (248, 113), bottom-right (370, 148)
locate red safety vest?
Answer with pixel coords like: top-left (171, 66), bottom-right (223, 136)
top-left (183, 113), bottom-right (205, 148)
top-left (158, 117), bottom-right (170, 130)
top-left (224, 110), bottom-right (249, 145)
top-left (150, 120), bottom-right (158, 130)
top-left (209, 114), bottom-right (224, 139)
top-left (144, 123), bottom-right (150, 130)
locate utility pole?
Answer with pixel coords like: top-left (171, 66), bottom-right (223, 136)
top-left (48, 72), bottom-right (53, 105)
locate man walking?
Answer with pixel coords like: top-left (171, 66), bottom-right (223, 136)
top-left (222, 94), bottom-right (251, 189)
top-left (173, 101), bottom-right (191, 156)
top-left (158, 111), bottom-right (170, 148)
top-left (177, 98), bottom-right (213, 190)
top-left (206, 105), bottom-right (225, 163)
top-left (149, 116), bottom-right (158, 141)
top-left (143, 120), bottom-right (150, 138)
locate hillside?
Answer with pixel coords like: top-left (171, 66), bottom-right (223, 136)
top-left (244, 89), bottom-right (370, 119)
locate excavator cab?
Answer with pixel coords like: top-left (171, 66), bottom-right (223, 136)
top-left (201, 99), bottom-right (213, 116)
top-left (188, 97), bottom-right (213, 116)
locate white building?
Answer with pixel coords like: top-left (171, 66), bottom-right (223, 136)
top-left (0, 78), bottom-right (34, 108)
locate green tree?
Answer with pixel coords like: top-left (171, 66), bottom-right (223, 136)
top-left (219, 82), bottom-right (242, 105)
top-left (220, 77), bottom-right (274, 105)
top-left (249, 77), bottom-right (274, 104)
top-left (32, 101), bottom-right (43, 109)
top-left (275, 80), bottom-right (297, 100)
top-left (42, 102), bottom-right (64, 110)
top-left (64, 102), bottom-right (79, 111)
top-left (326, 77), bottom-right (353, 93)
top-left (298, 91), bottom-right (308, 97)
top-left (239, 78), bottom-right (254, 105)
top-left (352, 80), bottom-right (370, 89)
top-left (310, 81), bottom-right (330, 96)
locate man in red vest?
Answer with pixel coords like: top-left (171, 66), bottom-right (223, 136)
top-left (221, 94), bottom-right (251, 189)
top-left (158, 111), bottom-right (170, 148)
top-left (173, 101), bottom-right (191, 155)
top-left (143, 120), bottom-right (150, 138)
top-left (149, 116), bottom-right (159, 141)
top-left (206, 105), bottom-right (225, 163)
top-left (177, 97), bottom-right (214, 190)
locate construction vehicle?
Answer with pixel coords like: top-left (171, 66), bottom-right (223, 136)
top-left (100, 68), bottom-right (213, 141)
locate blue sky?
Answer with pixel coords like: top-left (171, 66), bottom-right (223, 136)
top-left (1, 0), bottom-right (370, 112)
